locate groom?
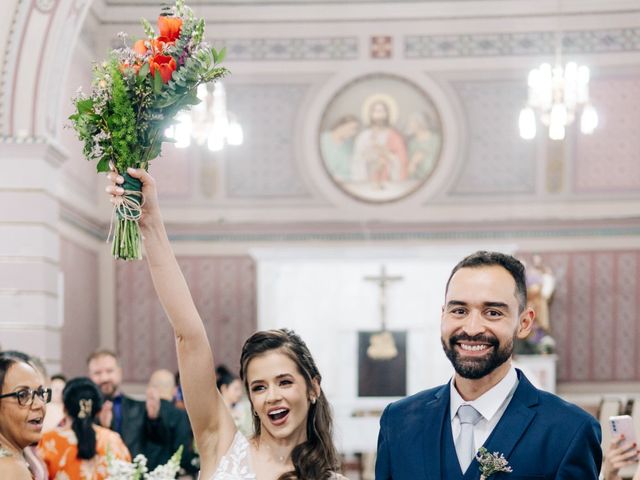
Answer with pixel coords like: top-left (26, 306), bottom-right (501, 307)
top-left (375, 251), bottom-right (602, 479)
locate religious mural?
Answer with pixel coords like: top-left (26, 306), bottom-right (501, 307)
top-left (319, 73), bottom-right (443, 202)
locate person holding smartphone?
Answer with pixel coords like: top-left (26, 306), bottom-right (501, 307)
top-left (604, 435), bottom-right (640, 480)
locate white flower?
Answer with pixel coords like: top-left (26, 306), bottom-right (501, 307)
top-left (476, 447), bottom-right (513, 480)
top-left (107, 446), bottom-right (183, 480)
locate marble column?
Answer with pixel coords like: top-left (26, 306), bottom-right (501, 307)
top-left (0, 139), bottom-right (68, 374)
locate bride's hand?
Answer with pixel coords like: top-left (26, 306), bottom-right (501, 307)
top-left (106, 167), bottom-right (161, 230)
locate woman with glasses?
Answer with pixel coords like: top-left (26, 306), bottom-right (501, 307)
top-left (0, 352), bottom-right (50, 479)
top-left (38, 377), bottom-right (130, 480)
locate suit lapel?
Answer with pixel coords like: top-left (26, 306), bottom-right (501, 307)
top-left (481, 371), bottom-right (539, 467)
top-left (422, 384), bottom-right (450, 480)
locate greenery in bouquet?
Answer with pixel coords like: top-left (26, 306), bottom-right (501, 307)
top-left (69, 0), bottom-right (227, 260)
top-left (107, 445), bottom-right (183, 480)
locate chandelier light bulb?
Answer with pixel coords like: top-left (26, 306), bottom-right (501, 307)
top-left (580, 104), bottom-right (598, 134)
top-left (227, 121), bottom-right (244, 146)
top-left (577, 66), bottom-right (590, 103)
top-left (519, 107), bottom-right (537, 140)
top-left (549, 121), bottom-right (565, 140)
top-left (207, 133), bottom-right (224, 152)
top-left (550, 103), bottom-right (568, 127)
top-left (174, 113), bottom-right (192, 148)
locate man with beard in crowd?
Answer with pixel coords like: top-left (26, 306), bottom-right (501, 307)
top-left (376, 251), bottom-right (602, 479)
top-left (87, 350), bottom-right (173, 461)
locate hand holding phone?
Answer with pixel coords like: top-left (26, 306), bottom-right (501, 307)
top-left (609, 415), bottom-right (639, 478)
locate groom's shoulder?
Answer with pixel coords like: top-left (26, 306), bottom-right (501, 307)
top-left (384, 383), bottom-right (448, 418)
top-left (535, 388), bottom-right (597, 425)
top-left (518, 373), bottom-right (598, 428)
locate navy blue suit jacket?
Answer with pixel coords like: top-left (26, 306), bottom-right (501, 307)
top-left (375, 370), bottom-right (602, 480)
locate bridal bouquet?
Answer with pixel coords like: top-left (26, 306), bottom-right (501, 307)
top-left (69, 0), bottom-right (227, 260)
top-left (107, 446), bottom-right (183, 480)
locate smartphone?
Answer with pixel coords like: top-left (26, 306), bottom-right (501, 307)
top-left (609, 415), bottom-right (639, 477)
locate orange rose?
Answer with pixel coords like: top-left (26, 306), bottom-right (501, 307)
top-left (157, 16), bottom-right (182, 43)
top-left (133, 39), bottom-right (148, 55)
top-left (149, 54), bottom-right (176, 83)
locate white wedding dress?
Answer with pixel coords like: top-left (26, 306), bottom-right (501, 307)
top-left (209, 431), bottom-right (348, 480)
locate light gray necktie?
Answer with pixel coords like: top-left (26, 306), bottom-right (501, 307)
top-left (455, 404), bottom-right (483, 473)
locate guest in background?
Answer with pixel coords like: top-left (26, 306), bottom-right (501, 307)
top-left (1, 350), bottom-right (50, 480)
top-left (215, 365), bottom-right (243, 409)
top-left (216, 365), bottom-right (252, 436)
top-left (145, 369), bottom-right (198, 476)
top-left (174, 371), bottom-right (185, 410)
top-left (603, 435), bottom-right (640, 480)
top-left (87, 349), bottom-right (172, 459)
top-left (38, 377), bottom-right (130, 479)
top-left (43, 373), bottom-right (66, 432)
top-left (0, 351), bottom-right (50, 480)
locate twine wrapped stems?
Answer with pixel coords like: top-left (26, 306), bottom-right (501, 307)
top-left (109, 167), bottom-right (145, 260)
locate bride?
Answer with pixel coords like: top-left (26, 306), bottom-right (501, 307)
top-left (107, 168), bottom-right (348, 480)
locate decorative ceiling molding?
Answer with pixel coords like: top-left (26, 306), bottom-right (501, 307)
top-left (160, 218), bottom-right (640, 243)
top-left (405, 28), bottom-right (640, 58)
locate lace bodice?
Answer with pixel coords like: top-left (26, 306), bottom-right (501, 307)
top-left (209, 432), bottom-right (348, 480)
top-left (211, 431), bottom-right (256, 480)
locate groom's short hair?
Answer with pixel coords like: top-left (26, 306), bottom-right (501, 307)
top-left (445, 251), bottom-right (527, 313)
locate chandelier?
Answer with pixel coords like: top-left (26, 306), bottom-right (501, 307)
top-left (519, 61), bottom-right (598, 141)
top-left (166, 82), bottom-right (243, 151)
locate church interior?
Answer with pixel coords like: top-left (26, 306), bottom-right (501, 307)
top-left (1, 0), bottom-right (640, 477)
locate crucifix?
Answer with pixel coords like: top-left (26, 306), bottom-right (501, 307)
top-left (359, 265), bottom-right (407, 394)
top-left (364, 265), bottom-right (404, 331)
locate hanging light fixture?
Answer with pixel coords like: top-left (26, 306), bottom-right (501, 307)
top-left (519, 61), bottom-right (598, 141)
top-left (166, 82), bottom-right (243, 151)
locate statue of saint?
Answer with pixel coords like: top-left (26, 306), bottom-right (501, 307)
top-left (526, 254), bottom-right (556, 334)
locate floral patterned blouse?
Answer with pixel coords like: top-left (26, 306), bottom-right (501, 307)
top-left (38, 425), bottom-right (130, 480)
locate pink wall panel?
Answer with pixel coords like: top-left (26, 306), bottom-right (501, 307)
top-left (115, 256), bottom-right (256, 383)
top-left (573, 77), bottom-right (640, 193)
top-left (59, 239), bottom-right (100, 377)
top-left (521, 250), bottom-right (640, 383)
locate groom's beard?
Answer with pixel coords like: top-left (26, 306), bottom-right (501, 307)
top-left (441, 332), bottom-right (514, 379)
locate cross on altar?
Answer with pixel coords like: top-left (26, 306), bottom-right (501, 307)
top-left (364, 265), bottom-right (404, 330)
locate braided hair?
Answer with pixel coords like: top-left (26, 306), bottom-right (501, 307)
top-left (239, 329), bottom-right (339, 480)
top-left (62, 377), bottom-right (103, 460)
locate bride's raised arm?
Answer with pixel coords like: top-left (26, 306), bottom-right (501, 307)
top-left (106, 167), bottom-right (236, 476)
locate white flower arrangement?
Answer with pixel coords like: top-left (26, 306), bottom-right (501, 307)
top-left (476, 447), bottom-right (513, 480)
top-left (107, 445), bottom-right (183, 480)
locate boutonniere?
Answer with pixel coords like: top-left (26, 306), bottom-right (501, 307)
top-left (476, 447), bottom-right (513, 480)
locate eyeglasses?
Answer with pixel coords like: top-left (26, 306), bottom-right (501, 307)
top-left (0, 387), bottom-right (52, 406)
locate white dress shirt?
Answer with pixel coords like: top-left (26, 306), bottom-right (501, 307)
top-left (449, 366), bottom-right (519, 457)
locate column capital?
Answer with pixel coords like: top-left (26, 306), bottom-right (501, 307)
top-left (0, 136), bottom-right (69, 168)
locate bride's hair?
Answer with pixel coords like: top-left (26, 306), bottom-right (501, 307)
top-left (239, 329), bottom-right (339, 480)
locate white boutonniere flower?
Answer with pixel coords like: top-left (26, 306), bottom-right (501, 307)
top-left (476, 446), bottom-right (513, 480)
